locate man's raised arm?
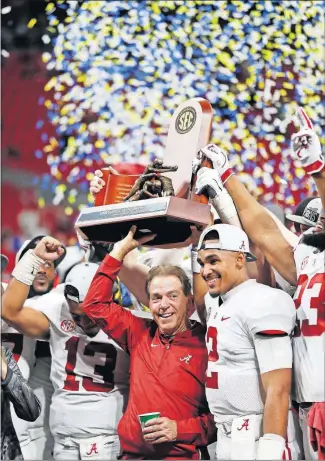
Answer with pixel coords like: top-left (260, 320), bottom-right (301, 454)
top-left (82, 226), bottom-right (156, 351)
top-left (195, 144), bottom-right (297, 286)
top-left (292, 107), bottom-right (325, 209)
top-left (2, 237), bottom-right (64, 338)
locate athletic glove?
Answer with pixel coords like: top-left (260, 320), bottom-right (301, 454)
top-left (199, 144), bottom-right (234, 184)
top-left (195, 168), bottom-right (241, 227)
top-left (291, 107), bottom-right (324, 175)
top-left (256, 434), bottom-right (285, 460)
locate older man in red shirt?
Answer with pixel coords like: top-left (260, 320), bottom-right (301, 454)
top-left (83, 226), bottom-right (216, 460)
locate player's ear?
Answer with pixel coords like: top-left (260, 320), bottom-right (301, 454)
top-left (235, 252), bottom-right (245, 269)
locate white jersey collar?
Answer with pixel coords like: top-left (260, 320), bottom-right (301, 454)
top-left (221, 279), bottom-right (257, 303)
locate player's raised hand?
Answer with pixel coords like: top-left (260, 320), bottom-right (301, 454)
top-left (33, 237), bottom-right (65, 262)
top-left (89, 170), bottom-right (105, 198)
top-left (199, 144), bottom-right (233, 184)
top-left (195, 167), bottom-right (224, 199)
top-left (89, 167), bottom-right (119, 198)
top-left (291, 107), bottom-right (324, 175)
top-left (111, 225), bottom-right (157, 261)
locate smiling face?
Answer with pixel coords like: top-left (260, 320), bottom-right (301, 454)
top-left (148, 275), bottom-right (189, 336)
top-left (32, 261), bottom-right (56, 295)
top-left (198, 240), bottom-right (247, 297)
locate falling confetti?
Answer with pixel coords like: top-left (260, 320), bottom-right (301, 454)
top-left (39, 0), bottom-right (325, 212)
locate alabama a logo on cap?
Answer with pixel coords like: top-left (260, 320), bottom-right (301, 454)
top-left (239, 240), bottom-right (246, 251)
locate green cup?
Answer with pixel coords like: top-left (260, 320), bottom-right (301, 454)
top-left (138, 412), bottom-right (160, 429)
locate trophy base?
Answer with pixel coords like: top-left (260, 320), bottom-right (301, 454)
top-left (75, 196), bottom-right (210, 246)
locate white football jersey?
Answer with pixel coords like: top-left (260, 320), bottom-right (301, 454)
top-left (1, 319), bottom-right (37, 441)
top-left (1, 283), bottom-right (38, 378)
top-left (274, 270), bottom-right (296, 297)
top-left (205, 279), bottom-right (296, 424)
top-left (28, 286), bottom-right (130, 437)
top-left (1, 312), bottom-right (37, 380)
top-left (1, 321), bottom-right (36, 379)
top-left (292, 236), bottom-right (325, 403)
top-left (1, 290), bottom-right (44, 442)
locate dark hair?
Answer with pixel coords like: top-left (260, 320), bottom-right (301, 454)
top-left (19, 235), bottom-right (66, 268)
top-left (145, 265), bottom-right (191, 298)
top-left (203, 230), bottom-right (220, 242)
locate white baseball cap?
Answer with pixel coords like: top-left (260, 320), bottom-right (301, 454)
top-left (64, 262), bottom-right (99, 302)
top-left (57, 246), bottom-right (86, 282)
top-left (198, 224), bottom-right (257, 262)
top-left (286, 197), bottom-right (322, 227)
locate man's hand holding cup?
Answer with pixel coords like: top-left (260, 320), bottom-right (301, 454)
top-left (142, 416), bottom-right (177, 444)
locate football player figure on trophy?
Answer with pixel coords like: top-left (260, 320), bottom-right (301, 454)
top-left (75, 98), bottom-right (214, 246)
top-left (122, 158), bottom-right (178, 202)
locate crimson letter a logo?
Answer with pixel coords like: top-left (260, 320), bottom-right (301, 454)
top-left (237, 418), bottom-right (249, 431)
top-left (86, 443), bottom-right (98, 456)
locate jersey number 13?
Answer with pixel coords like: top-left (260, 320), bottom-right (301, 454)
top-left (63, 337), bottom-right (117, 393)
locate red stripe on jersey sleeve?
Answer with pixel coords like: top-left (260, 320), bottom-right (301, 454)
top-left (258, 329), bottom-right (287, 336)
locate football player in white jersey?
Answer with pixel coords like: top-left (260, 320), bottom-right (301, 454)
top-left (2, 236), bottom-right (66, 460)
top-left (2, 238), bottom-right (131, 460)
top-left (193, 223), bottom-right (296, 460)
top-left (194, 107), bottom-right (325, 460)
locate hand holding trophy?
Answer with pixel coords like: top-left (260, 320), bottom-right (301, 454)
top-left (75, 98), bottom-right (215, 247)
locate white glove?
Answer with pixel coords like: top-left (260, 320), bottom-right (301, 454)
top-left (199, 144), bottom-right (234, 184)
top-left (89, 169), bottom-right (105, 198)
top-left (291, 107), bottom-right (324, 175)
top-left (195, 168), bottom-right (241, 227)
top-left (195, 167), bottom-right (224, 198)
top-left (256, 434), bottom-right (285, 460)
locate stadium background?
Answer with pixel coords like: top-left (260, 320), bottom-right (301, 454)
top-left (1, 0), bottom-right (324, 277)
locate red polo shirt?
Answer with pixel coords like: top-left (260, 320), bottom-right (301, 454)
top-left (83, 255), bottom-right (217, 459)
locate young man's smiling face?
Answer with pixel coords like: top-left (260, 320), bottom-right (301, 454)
top-left (198, 240), bottom-right (246, 297)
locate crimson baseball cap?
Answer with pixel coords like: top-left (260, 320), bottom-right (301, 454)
top-left (198, 224), bottom-right (257, 262)
top-left (286, 197), bottom-right (321, 228)
top-left (15, 235), bottom-right (66, 267)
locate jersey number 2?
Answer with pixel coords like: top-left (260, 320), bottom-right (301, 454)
top-left (294, 273), bottom-right (325, 337)
top-left (206, 326), bottom-right (219, 389)
top-left (63, 337), bottom-right (117, 392)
